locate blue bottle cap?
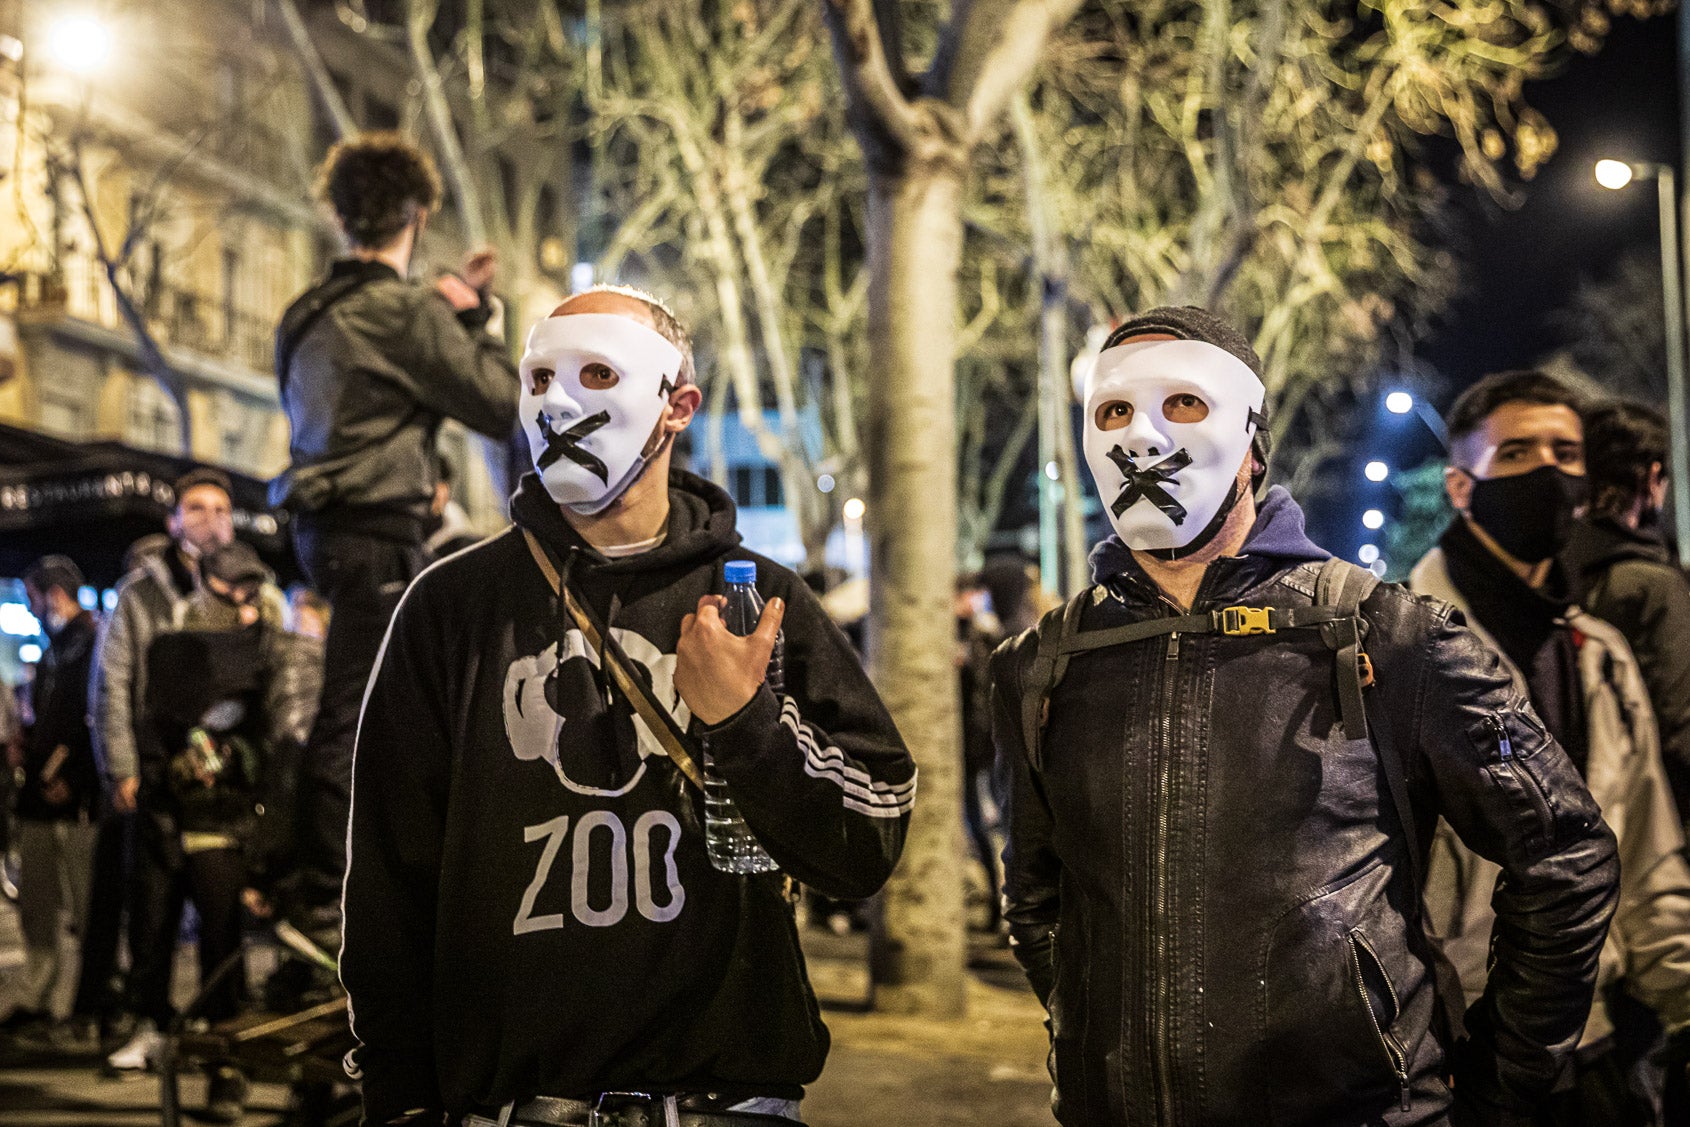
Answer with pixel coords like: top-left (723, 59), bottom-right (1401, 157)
top-left (724, 560), bottom-right (757, 585)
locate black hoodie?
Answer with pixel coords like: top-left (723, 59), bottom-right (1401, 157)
top-left (1565, 516), bottom-right (1690, 824)
top-left (341, 470), bottom-right (913, 1124)
top-left (19, 610), bottom-right (99, 822)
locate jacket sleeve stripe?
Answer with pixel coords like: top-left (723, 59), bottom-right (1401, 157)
top-left (779, 695), bottom-right (916, 817)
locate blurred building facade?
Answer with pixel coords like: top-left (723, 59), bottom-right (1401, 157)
top-left (0, 0), bottom-right (519, 531)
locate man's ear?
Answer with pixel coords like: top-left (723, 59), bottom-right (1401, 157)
top-left (663, 383), bottom-right (703, 434)
top-left (1444, 465), bottom-right (1474, 513)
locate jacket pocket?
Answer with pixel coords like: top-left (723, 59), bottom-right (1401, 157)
top-left (1347, 928), bottom-right (1411, 1113)
top-left (1470, 711), bottom-right (1557, 850)
top-left (1262, 858), bottom-right (1430, 1124)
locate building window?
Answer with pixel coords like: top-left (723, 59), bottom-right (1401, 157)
top-left (127, 376), bottom-right (181, 453)
top-left (37, 375), bottom-right (87, 435)
top-left (730, 465), bottom-right (755, 507)
top-left (726, 465), bottom-right (785, 509)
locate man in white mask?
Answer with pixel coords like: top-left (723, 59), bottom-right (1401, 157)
top-left (341, 286), bottom-right (914, 1127)
top-left (519, 298), bottom-right (691, 522)
top-left (993, 306), bottom-right (1619, 1126)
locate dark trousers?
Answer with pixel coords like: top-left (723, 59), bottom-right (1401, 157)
top-left (72, 810), bottom-right (131, 1019)
top-left (290, 523), bottom-right (427, 914)
top-left (129, 826), bottom-right (248, 1025)
top-left (961, 766), bottom-right (1001, 931)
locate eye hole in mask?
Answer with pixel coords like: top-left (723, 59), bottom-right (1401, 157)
top-left (530, 367), bottom-right (555, 394)
top-left (1164, 394), bottom-right (1208, 423)
top-left (581, 362), bottom-right (619, 390)
top-left (1094, 393), bottom-right (1211, 432)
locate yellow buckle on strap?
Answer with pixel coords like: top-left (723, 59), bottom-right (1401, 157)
top-left (1219, 606), bottom-right (1275, 636)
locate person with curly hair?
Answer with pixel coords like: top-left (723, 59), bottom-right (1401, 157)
top-left (270, 131), bottom-right (519, 948)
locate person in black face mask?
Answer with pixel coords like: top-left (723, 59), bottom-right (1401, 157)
top-left (1410, 371), bottom-right (1690, 1127)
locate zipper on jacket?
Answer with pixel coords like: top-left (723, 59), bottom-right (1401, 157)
top-left (1151, 640), bottom-right (1177, 1124)
top-left (1347, 930), bottom-right (1410, 1112)
top-left (1485, 714), bottom-right (1513, 759)
top-left (1485, 715), bottom-right (1555, 844)
top-left (1150, 574), bottom-right (1212, 1123)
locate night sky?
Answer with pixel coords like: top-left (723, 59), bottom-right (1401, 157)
top-left (1420, 14), bottom-right (1680, 390)
top-left (1304, 13), bottom-right (1681, 570)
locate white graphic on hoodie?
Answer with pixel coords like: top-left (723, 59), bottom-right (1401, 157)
top-left (502, 627), bottom-right (690, 798)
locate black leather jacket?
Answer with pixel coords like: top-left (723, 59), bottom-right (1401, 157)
top-left (991, 491), bottom-right (1619, 1127)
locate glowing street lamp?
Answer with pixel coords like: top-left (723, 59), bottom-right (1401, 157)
top-left (1362, 509), bottom-right (1385, 531)
top-left (1594, 159), bottom-right (1634, 190)
top-left (1364, 460), bottom-right (1389, 483)
top-left (842, 497), bottom-right (867, 581)
top-left (1385, 391), bottom-right (1414, 415)
top-left (45, 12), bottom-right (112, 76)
top-left (1597, 157), bottom-right (1689, 565)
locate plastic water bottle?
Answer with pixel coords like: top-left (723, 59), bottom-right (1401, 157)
top-left (703, 559), bottom-right (782, 875)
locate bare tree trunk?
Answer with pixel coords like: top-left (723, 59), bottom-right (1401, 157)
top-left (1012, 96), bottom-right (1088, 596)
top-left (826, 0), bottom-right (1080, 1020)
top-left (862, 162), bottom-right (967, 1018)
top-left (406, 0), bottom-right (488, 247)
top-left (275, 0), bottom-right (356, 140)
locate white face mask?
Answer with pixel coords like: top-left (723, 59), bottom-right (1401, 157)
top-left (519, 313), bottom-right (685, 515)
top-left (1082, 338), bottom-right (1265, 553)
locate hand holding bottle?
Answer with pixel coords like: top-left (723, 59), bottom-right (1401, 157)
top-left (674, 593), bottom-right (785, 726)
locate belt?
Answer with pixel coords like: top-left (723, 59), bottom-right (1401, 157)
top-left (465, 1093), bottom-right (803, 1127)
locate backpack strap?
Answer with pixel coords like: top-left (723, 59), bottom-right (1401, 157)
top-left (1314, 557), bottom-right (1379, 742)
top-left (1312, 559), bottom-right (1426, 900)
top-left (1021, 589), bottom-right (1091, 771)
top-left (1056, 603), bottom-right (1353, 657)
top-left (275, 271), bottom-right (381, 392)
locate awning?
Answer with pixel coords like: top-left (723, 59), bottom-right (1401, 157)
top-left (0, 423), bottom-right (295, 588)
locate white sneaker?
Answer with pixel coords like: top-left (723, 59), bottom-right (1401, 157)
top-left (105, 1022), bottom-right (162, 1072)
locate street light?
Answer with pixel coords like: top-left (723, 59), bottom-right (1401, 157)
top-left (1594, 160), bottom-right (1634, 190)
top-left (1598, 157), bottom-right (1690, 565)
top-left (1362, 509), bottom-right (1385, 530)
top-left (1364, 460), bottom-right (1389, 482)
top-left (45, 12), bottom-right (112, 75)
top-left (1385, 391), bottom-right (1414, 415)
top-left (842, 498), bottom-right (867, 581)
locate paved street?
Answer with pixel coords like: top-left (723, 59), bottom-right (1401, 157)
top-left (0, 898), bottom-right (1054, 1126)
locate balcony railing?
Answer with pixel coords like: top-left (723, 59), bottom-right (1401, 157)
top-left (13, 256), bottom-right (275, 378)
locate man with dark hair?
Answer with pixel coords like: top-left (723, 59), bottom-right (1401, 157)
top-left (1565, 400), bottom-right (1690, 830)
top-left (2, 557), bottom-right (99, 1041)
top-left (95, 468), bottom-right (286, 1070)
top-left (995, 311), bottom-right (1619, 1125)
top-left (1410, 372), bottom-right (1690, 1125)
top-left (341, 288), bottom-right (913, 1127)
top-left (273, 131), bottom-right (520, 931)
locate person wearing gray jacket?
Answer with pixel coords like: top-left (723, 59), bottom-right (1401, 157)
top-left (93, 468), bottom-right (289, 1071)
top-left (1410, 370), bottom-right (1690, 1125)
top-left (270, 132), bottom-right (519, 940)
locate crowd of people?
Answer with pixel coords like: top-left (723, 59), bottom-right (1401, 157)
top-left (0, 128), bottom-right (1687, 1127)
